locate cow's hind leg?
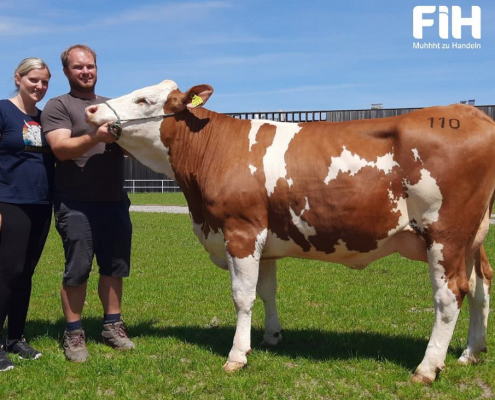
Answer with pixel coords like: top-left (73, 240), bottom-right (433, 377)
top-left (413, 242), bottom-right (468, 384)
top-left (257, 260), bottom-right (283, 346)
top-left (458, 246), bottom-right (492, 365)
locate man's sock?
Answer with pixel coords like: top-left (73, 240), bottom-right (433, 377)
top-left (66, 320), bottom-right (82, 332)
top-left (103, 313), bottom-right (121, 325)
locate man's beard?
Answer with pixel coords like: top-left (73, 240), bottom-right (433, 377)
top-left (68, 76), bottom-right (97, 93)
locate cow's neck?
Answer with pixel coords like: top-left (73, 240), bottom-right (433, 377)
top-left (160, 107), bottom-right (239, 223)
top-left (118, 119), bottom-right (177, 179)
top-left (161, 108), bottom-right (224, 185)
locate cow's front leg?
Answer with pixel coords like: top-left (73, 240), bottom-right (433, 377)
top-left (223, 229), bottom-right (267, 373)
top-left (458, 248), bottom-right (491, 365)
top-left (413, 243), bottom-right (467, 384)
top-left (257, 259), bottom-right (283, 346)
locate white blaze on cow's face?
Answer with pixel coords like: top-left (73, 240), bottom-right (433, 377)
top-left (86, 80), bottom-right (179, 178)
top-left (88, 80), bottom-right (179, 126)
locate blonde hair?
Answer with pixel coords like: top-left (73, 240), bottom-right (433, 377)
top-left (14, 58), bottom-right (51, 92)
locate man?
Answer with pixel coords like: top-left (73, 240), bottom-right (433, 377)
top-left (41, 44), bottom-right (134, 362)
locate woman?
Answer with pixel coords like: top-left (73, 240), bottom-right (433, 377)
top-left (0, 58), bottom-right (54, 371)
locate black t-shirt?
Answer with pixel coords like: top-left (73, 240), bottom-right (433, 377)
top-left (0, 99), bottom-right (55, 204)
top-left (41, 93), bottom-right (127, 202)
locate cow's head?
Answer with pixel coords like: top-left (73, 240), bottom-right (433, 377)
top-left (85, 79), bottom-right (213, 177)
top-left (86, 79), bottom-right (213, 128)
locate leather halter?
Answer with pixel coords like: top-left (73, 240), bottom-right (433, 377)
top-left (103, 101), bottom-right (175, 141)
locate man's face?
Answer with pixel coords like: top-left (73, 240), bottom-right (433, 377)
top-left (64, 49), bottom-right (97, 92)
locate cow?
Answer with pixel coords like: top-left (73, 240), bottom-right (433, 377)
top-left (86, 80), bottom-right (494, 384)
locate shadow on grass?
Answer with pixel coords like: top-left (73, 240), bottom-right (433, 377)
top-left (24, 317), bottom-right (465, 371)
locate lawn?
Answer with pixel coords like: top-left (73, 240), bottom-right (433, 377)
top-left (128, 192), bottom-right (187, 206)
top-left (1, 209), bottom-right (494, 400)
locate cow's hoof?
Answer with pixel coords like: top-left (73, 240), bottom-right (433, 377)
top-left (411, 373), bottom-right (434, 385)
top-left (261, 337), bottom-right (280, 347)
top-left (458, 347), bottom-right (486, 365)
top-left (261, 330), bottom-right (283, 347)
top-left (458, 354), bottom-right (477, 366)
top-left (222, 361), bottom-right (246, 373)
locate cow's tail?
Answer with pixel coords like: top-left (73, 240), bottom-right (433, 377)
top-left (478, 191), bottom-right (494, 287)
top-left (469, 109), bottom-right (495, 285)
top-left (477, 110), bottom-right (495, 284)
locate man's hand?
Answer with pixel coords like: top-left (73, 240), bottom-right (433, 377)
top-left (93, 123), bottom-right (117, 144)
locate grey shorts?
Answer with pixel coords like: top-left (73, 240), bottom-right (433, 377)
top-left (54, 198), bottom-right (132, 286)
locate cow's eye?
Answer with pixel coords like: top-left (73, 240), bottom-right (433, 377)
top-left (136, 98), bottom-right (153, 106)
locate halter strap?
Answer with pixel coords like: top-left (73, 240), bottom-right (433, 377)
top-left (103, 101), bottom-right (176, 141)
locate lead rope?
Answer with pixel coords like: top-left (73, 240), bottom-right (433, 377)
top-left (104, 102), bottom-right (123, 140)
top-left (103, 101), bottom-right (175, 141)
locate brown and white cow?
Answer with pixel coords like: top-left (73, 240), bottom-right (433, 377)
top-left (86, 80), bottom-right (494, 384)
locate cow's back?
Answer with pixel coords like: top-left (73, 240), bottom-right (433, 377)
top-left (253, 105), bottom-right (495, 264)
top-left (181, 105), bottom-right (495, 267)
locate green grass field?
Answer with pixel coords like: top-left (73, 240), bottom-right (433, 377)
top-left (1, 195), bottom-right (494, 399)
top-left (128, 192), bottom-right (187, 206)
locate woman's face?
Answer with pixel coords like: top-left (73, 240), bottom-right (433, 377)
top-left (15, 68), bottom-right (50, 104)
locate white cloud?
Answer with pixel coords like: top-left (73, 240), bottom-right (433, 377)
top-left (0, 1), bottom-right (234, 37)
top-left (101, 1), bottom-right (232, 24)
top-left (0, 18), bottom-right (49, 36)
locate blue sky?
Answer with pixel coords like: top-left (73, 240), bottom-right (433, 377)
top-left (1, 0), bottom-right (493, 112)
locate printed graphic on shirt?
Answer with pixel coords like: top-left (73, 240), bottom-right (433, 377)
top-left (23, 120), bottom-right (43, 146)
top-left (23, 120), bottom-right (51, 153)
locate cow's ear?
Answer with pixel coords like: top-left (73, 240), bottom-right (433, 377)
top-left (184, 84), bottom-right (214, 109)
top-left (165, 85), bottom-right (214, 113)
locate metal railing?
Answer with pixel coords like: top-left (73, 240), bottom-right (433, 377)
top-left (227, 110), bottom-right (328, 123)
top-left (226, 105), bottom-right (495, 124)
top-left (124, 179), bottom-right (181, 193)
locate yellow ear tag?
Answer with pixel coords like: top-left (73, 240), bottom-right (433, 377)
top-left (191, 94), bottom-right (204, 107)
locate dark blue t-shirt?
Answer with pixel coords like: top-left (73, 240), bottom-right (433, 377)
top-left (0, 99), bottom-right (55, 204)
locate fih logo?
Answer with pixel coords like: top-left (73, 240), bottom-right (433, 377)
top-left (413, 6), bottom-right (481, 39)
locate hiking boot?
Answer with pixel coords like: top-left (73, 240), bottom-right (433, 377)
top-left (102, 320), bottom-right (135, 350)
top-left (7, 338), bottom-right (42, 360)
top-left (0, 346), bottom-right (14, 372)
top-left (63, 329), bottom-right (89, 362)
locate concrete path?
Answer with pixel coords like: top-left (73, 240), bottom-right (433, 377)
top-left (129, 205), bottom-right (189, 214)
